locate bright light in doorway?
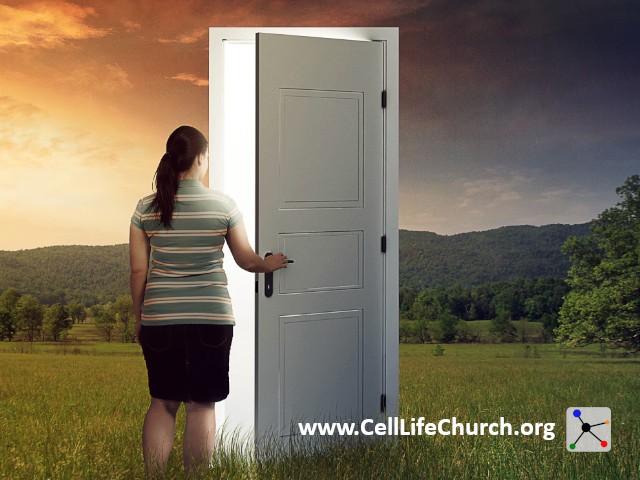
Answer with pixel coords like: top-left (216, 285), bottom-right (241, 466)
top-left (220, 40), bottom-right (256, 385)
top-left (223, 41), bottom-right (256, 243)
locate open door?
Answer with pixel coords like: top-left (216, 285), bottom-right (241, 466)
top-left (209, 27), bottom-right (398, 448)
top-left (256, 33), bottom-right (386, 440)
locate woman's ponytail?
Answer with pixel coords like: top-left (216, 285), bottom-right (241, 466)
top-left (149, 126), bottom-right (208, 229)
top-left (150, 152), bottom-right (180, 228)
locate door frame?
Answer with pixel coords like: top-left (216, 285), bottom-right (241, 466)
top-left (209, 27), bottom-right (398, 438)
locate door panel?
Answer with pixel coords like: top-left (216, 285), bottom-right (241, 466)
top-left (257, 33), bottom-right (384, 440)
top-left (278, 231), bottom-right (363, 294)
top-left (279, 89), bottom-right (364, 208)
top-left (279, 310), bottom-right (362, 435)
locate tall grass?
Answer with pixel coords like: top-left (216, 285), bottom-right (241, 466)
top-left (0, 344), bottom-right (638, 479)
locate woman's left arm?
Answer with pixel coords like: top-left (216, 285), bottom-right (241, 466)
top-left (129, 224), bottom-right (150, 345)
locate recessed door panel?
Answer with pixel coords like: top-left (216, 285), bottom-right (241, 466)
top-left (279, 310), bottom-right (362, 435)
top-left (280, 90), bottom-right (363, 209)
top-left (278, 231), bottom-right (363, 293)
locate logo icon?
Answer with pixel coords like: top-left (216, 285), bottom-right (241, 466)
top-left (566, 407), bottom-right (611, 452)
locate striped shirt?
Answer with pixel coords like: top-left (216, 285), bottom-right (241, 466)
top-left (131, 179), bottom-right (242, 326)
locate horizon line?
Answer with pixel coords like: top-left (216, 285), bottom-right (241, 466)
top-left (0, 221), bottom-right (594, 252)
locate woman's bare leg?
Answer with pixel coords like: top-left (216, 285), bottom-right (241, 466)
top-left (183, 400), bottom-right (216, 474)
top-left (142, 397), bottom-right (181, 478)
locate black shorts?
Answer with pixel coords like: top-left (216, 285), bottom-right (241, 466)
top-left (139, 323), bottom-right (233, 403)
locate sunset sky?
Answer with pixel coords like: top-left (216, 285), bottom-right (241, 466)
top-left (1, 0), bottom-right (638, 250)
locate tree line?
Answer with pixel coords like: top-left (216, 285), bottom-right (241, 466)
top-left (0, 288), bottom-right (136, 343)
top-left (399, 276), bottom-right (567, 344)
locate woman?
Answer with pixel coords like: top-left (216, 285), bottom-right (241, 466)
top-left (130, 125), bottom-right (287, 477)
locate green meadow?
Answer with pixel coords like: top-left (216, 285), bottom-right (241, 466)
top-left (1, 331), bottom-right (638, 479)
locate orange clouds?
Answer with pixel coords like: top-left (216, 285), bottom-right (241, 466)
top-left (0, 1), bottom-right (110, 49)
top-left (169, 73), bottom-right (208, 87)
top-left (62, 63), bottom-right (133, 92)
top-left (158, 28), bottom-right (207, 44)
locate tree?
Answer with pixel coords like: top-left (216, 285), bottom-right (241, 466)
top-left (93, 304), bottom-right (117, 342)
top-left (399, 287), bottom-right (418, 320)
top-left (67, 302), bottom-right (87, 324)
top-left (456, 321), bottom-right (479, 343)
top-left (42, 304), bottom-right (72, 341)
top-left (411, 290), bottom-right (439, 343)
top-left (436, 313), bottom-right (459, 343)
top-left (0, 288), bottom-right (21, 340)
top-left (491, 281), bottom-right (526, 320)
top-left (446, 283), bottom-right (471, 319)
top-left (469, 284), bottom-right (496, 320)
top-left (525, 277), bottom-right (568, 340)
top-left (556, 175), bottom-right (640, 353)
top-left (14, 294), bottom-right (43, 342)
top-left (491, 311), bottom-right (517, 343)
top-left (113, 295), bottom-right (135, 342)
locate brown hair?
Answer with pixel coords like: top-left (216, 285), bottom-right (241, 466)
top-left (150, 126), bottom-right (208, 228)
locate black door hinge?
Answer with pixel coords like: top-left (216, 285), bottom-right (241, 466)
top-left (380, 393), bottom-right (387, 413)
top-left (381, 235), bottom-right (387, 253)
top-left (382, 90), bottom-right (387, 108)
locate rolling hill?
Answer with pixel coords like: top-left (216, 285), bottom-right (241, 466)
top-left (0, 244), bottom-right (129, 305)
top-left (0, 223), bottom-right (592, 304)
top-left (399, 223), bottom-right (591, 289)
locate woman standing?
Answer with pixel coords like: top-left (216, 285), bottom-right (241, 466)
top-left (130, 126), bottom-right (287, 477)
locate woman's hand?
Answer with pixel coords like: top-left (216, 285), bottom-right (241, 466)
top-left (264, 252), bottom-right (289, 273)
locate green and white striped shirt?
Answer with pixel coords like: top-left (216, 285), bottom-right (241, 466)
top-left (131, 179), bottom-right (242, 326)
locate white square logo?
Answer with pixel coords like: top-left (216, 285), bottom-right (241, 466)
top-left (566, 407), bottom-right (611, 452)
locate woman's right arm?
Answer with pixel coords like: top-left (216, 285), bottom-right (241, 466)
top-left (129, 224), bottom-right (150, 344)
top-left (226, 219), bottom-right (288, 273)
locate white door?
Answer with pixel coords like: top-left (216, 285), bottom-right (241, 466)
top-left (256, 33), bottom-right (385, 440)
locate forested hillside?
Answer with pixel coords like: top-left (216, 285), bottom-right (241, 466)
top-left (0, 223), bottom-right (591, 305)
top-left (400, 223), bottom-right (591, 289)
top-left (0, 245), bottom-right (129, 305)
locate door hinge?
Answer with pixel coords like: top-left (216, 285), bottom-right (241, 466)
top-left (380, 393), bottom-right (387, 413)
top-left (382, 90), bottom-right (387, 109)
top-left (381, 235), bottom-right (387, 253)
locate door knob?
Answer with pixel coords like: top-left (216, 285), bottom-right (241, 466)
top-left (264, 253), bottom-right (294, 298)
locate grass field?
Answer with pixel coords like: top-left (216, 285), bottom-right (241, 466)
top-left (0, 338), bottom-right (638, 479)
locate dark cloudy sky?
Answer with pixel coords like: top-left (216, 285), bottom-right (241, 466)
top-left (1, 0), bottom-right (638, 249)
top-left (398, 0), bottom-right (640, 233)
